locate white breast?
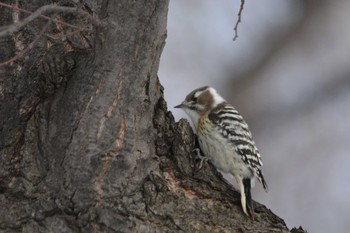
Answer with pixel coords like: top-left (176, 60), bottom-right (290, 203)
top-left (197, 125), bottom-right (253, 179)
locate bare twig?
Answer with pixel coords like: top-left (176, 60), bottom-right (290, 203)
top-left (233, 0), bottom-right (245, 41)
top-left (0, 19), bottom-right (51, 67)
top-left (0, 4), bottom-right (102, 38)
top-left (0, 2), bottom-right (81, 30)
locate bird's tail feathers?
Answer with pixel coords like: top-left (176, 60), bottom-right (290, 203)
top-left (257, 170), bottom-right (268, 192)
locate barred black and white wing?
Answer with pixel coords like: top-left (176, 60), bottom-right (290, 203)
top-left (208, 103), bottom-right (268, 192)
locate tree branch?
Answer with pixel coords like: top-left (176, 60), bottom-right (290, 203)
top-left (0, 3), bottom-right (102, 38)
top-left (0, 19), bottom-right (51, 67)
top-left (0, 2), bottom-right (82, 30)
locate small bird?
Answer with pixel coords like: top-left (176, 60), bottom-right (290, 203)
top-left (175, 86), bottom-right (268, 218)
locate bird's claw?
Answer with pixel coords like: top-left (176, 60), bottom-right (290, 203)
top-left (192, 148), bottom-right (208, 170)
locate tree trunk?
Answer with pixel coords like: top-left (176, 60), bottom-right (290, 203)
top-left (0, 1), bottom-right (306, 232)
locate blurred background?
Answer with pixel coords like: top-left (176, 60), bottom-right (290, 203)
top-left (158, 0), bottom-right (350, 232)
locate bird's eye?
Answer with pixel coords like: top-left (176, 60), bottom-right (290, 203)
top-left (188, 102), bottom-right (197, 110)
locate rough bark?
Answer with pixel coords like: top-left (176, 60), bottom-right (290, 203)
top-left (0, 0), bottom-right (306, 232)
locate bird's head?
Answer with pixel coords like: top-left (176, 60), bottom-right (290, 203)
top-left (175, 86), bottom-right (225, 124)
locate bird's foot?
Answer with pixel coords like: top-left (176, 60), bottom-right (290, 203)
top-left (192, 148), bottom-right (208, 170)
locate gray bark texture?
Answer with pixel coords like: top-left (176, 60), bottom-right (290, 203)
top-left (0, 0), bottom-right (307, 232)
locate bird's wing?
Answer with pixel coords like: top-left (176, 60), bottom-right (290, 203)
top-left (208, 103), bottom-right (268, 191)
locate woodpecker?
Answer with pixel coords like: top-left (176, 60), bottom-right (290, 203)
top-left (175, 86), bottom-right (268, 217)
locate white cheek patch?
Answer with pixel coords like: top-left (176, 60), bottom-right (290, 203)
top-left (195, 103), bottom-right (205, 111)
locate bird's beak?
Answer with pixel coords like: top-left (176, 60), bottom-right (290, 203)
top-left (174, 103), bottom-right (184, 109)
top-left (174, 102), bottom-right (186, 108)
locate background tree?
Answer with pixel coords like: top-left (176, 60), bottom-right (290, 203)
top-left (0, 1), bottom-right (306, 232)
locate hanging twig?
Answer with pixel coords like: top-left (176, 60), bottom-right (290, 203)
top-left (233, 0), bottom-right (245, 41)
